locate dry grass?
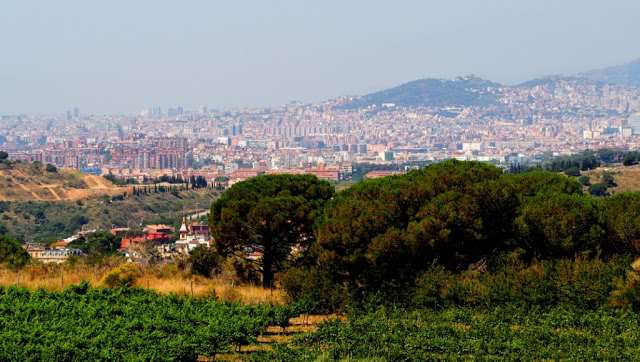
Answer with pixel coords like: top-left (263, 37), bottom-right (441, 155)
top-left (0, 264), bottom-right (285, 304)
top-left (0, 165), bottom-right (128, 202)
top-left (583, 165), bottom-right (640, 193)
top-left (2, 263), bottom-right (338, 361)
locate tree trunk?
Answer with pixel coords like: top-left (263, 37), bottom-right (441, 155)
top-left (262, 251), bottom-right (274, 289)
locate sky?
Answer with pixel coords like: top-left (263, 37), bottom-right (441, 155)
top-left (1, 0), bottom-right (640, 115)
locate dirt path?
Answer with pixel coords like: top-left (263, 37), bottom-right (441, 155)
top-left (85, 175), bottom-right (112, 189)
top-left (16, 183), bottom-right (43, 200)
top-left (11, 169), bottom-right (27, 177)
top-left (45, 186), bottom-right (62, 201)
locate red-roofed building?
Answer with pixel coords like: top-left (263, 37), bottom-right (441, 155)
top-left (120, 233), bottom-right (171, 250)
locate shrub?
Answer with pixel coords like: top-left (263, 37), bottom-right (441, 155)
top-left (564, 167), bottom-right (581, 177)
top-left (100, 263), bottom-right (142, 288)
top-left (0, 234), bottom-right (30, 269)
top-left (188, 246), bottom-right (223, 277)
top-left (611, 258), bottom-right (640, 310)
top-left (588, 183), bottom-right (608, 197)
top-left (578, 175), bottom-right (591, 186)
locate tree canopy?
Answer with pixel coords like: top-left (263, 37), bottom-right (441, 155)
top-left (312, 160), bottom-right (517, 291)
top-left (68, 231), bottom-right (121, 255)
top-left (280, 160), bottom-right (637, 308)
top-left (0, 234), bottom-right (30, 269)
top-left (208, 174), bottom-right (334, 287)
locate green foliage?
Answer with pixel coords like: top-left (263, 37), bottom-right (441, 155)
top-left (506, 170), bottom-right (583, 197)
top-left (188, 246), bottom-right (223, 277)
top-left (0, 151), bottom-right (7, 161)
top-left (258, 306), bottom-right (640, 361)
top-left (312, 160), bottom-right (517, 295)
top-left (0, 283), bottom-right (295, 361)
top-left (515, 193), bottom-right (605, 258)
top-left (0, 234), bottom-right (30, 269)
top-left (623, 152), bottom-right (638, 166)
top-left (611, 258), bottom-right (640, 310)
top-left (410, 256), bottom-right (630, 311)
top-left (100, 263), bottom-right (142, 288)
top-left (68, 231), bottom-right (121, 255)
top-left (209, 174), bottom-right (334, 287)
top-left (602, 171), bottom-right (616, 187)
top-left (563, 166), bottom-right (581, 177)
top-left (282, 161), bottom-right (640, 311)
top-left (44, 163), bottom-right (57, 172)
top-left (588, 182), bottom-right (609, 196)
top-left (281, 266), bottom-right (347, 314)
top-left (602, 192), bottom-right (640, 254)
top-left (544, 152), bottom-right (600, 172)
top-left (578, 175), bottom-right (591, 186)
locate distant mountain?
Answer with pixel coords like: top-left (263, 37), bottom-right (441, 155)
top-left (343, 76), bottom-right (503, 109)
top-left (516, 75), bottom-right (604, 89)
top-left (578, 58), bottom-right (640, 86)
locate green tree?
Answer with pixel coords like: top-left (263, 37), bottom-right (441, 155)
top-left (68, 231), bottom-right (121, 255)
top-left (312, 160), bottom-right (516, 293)
top-left (0, 234), bottom-right (30, 269)
top-left (45, 164), bottom-right (57, 172)
top-left (578, 175), bottom-right (591, 186)
top-left (563, 166), bottom-right (581, 177)
top-left (623, 153), bottom-right (637, 166)
top-left (208, 174), bottom-right (334, 288)
top-left (189, 246), bottom-right (223, 277)
top-left (602, 192), bottom-right (640, 254)
top-left (602, 171), bottom-right (616, 187)
top-left (515, 193), bottom-right (605, 258)
top-left (588, 183), bottom-right (609, 197)
top-left (0, 151), bottom-right (8, 161)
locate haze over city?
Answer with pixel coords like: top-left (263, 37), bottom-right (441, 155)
top-left (2, 0), bottom-right (640, 115)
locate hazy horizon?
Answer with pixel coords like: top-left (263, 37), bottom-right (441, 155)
top-left (2, 0), bottom-right (640, 115)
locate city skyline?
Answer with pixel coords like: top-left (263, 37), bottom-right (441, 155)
top-left (2, 0), bottom-right (640, 115)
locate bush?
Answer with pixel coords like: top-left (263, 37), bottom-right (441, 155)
top-left (588, 183), bottom-right (609, 197)
top-left (281, 266), bottom-right (347, 314)
top-left (578, 175), bottom-right (591, 186)
top-left (564, 167), bottom-right (581, 177)
top-left (45, 164), bottom-right (57, 172)
top-left (0, 234), bottom-right (30, 269)
top-left (611, 258), bottom-right (640, 310)
top-left (188, 246), bottom-right (223, 277)
top-left (100, 263), bottom-right (142, 288)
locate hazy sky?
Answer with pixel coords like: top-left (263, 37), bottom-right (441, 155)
top-left (2, 0), bottom-right (640, 115)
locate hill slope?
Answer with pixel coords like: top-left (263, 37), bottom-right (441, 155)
top-left (0, 162), bottom-right (125, 202)
top-left (578, 58), bottom-right (640, 86)
top-left (343, 75), bottom-right (503, 109)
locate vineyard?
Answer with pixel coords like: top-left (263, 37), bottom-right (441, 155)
top-left (0, 282), bottom-right (296, 361)
top-left (254, 306), bottom-right (640, 361)
top-left (5, 281), bottom-right (640, 361)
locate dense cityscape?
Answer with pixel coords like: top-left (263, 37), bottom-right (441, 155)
top-left (3, 75), bottom-right (640, 185)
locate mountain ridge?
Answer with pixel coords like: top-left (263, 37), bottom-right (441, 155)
top-left (339, 58), bottom-right (640, 109)
top-left (578, 58), bottom-right (640, 87)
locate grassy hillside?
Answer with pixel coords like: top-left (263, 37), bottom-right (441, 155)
top-left (0, 161), bottom-right (126, 202)
top-left (0, 187), bottom-right (220, 243)
top-left (0, 162), bottom-right (221, 242)
top-left (343, 76), bottom-right (502, 109)
top-left (583, 164), bottom-right (640, 193)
